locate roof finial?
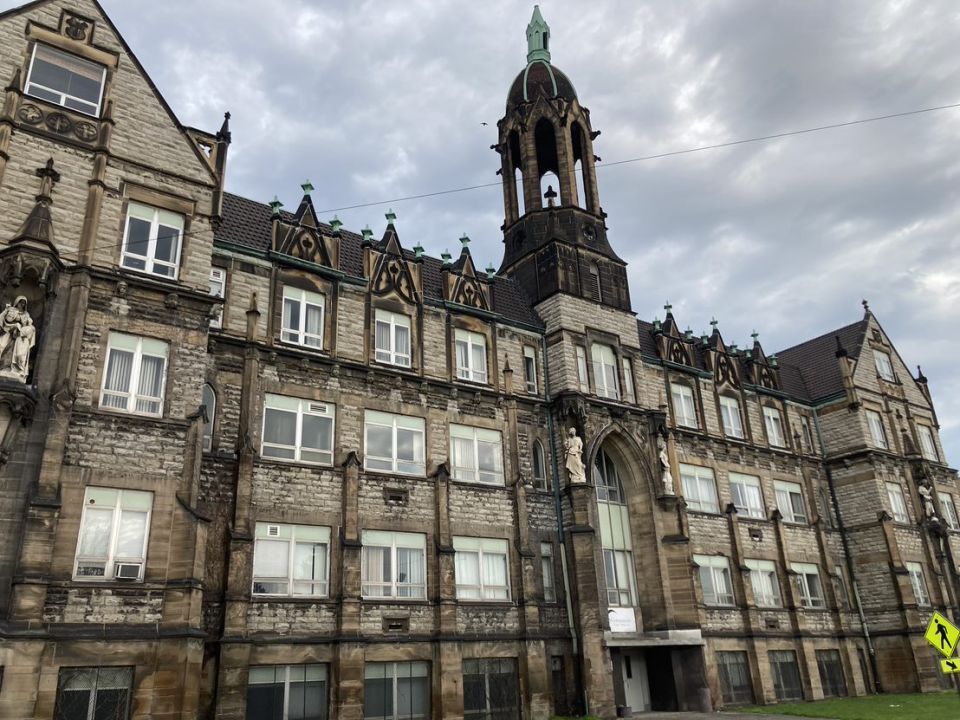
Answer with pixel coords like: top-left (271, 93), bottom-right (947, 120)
top-left (710, 317), bottom-right (718, 329)
top-left (385, 208), bottom-right (397, 225)
top-left (751, 329), bottom-right (759, 342)
top-left (413, 242), bottom-right (425, 260)
top-left (361, 225), bottom-right (373, 245)
top-left (329, 215), bottom-right (343, 234)
top-left (301, 180), bottom-right (314, 196)
top-left (664, 301), bottom-right (672, 314)
top-left (269, 196), bottom-right (283, 218)
top-left (526, 5), bottom-right (551, 64)
top-left (486, 262), bottom-right (497, 279)
top-left (460, 233), bottom-right (471, 248)
top-left (543, 185), bottom-right (557, 207)
top-left (862, 298), bottom-right (870, 313)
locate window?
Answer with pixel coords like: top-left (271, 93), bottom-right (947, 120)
top-left (463, 658), bottom-right (520, 720)
top-left (575, 346), bottom-right (589, 392)
top-left (763, 406), bottom-right (786, 447)
top-left (454, 537), bottom-right (510, 600)
top-left (201, 383), bottom-right (216, 452)
top-left (873, 349), bottom-right (895, 382)
top-left (120, 202), bottom-right (184, 279)
top-left (719, 396), bottom-right (744, 439)
top-left (365, 411), bottom-right (425, 475)
top-left (25, 44), bottom-right (106, 116)
top-left (591, 343), bottom-right (619, 400)
top-left (680, 464), bottom-right (719, 513)
top-left (907, 561), bottom-right (930, 606)
top-left (694, 554), bottom-right (734, 606)
top-left (262, 395), bottom-right (334, 465)
top-left (55, 667), bottom-right (133, 720)
top-left (74, 487), bottom-right (152, 581)
top-left (939, 492), bottom-right (959, 530)
top-left (523, 346), bottom-right (537, 393)
top-left (769, 650), bottom-right (804, 701)
top-left (450, 424), bottom-right (503, 485)
top-left (866, 410), bottom-right (888, 449)
top-left (364, 662), bottom-right (429, 720)
top-left (209, 267), bottom-right (225, 329)
top-left (586, 263), bottom-right (602, 302)
top-left (247, 665), bottom-right (328, 720)
top-left (774, 481), bottom-right (807, 524)
top-left (816, 650), bottom-right (847, 698)
top-left (716, 652), bottom-right (754, 705)
top-left (729, 473), bottom-right (764, 519)
top-left (541, 542), bottom-right (556, 602)
top-left (375, 310), bottom-right (411, 367)
top-left (886, 482), bottom-right (909, 523)
top-left (531, 440), bottom-right (548, 491)
top-left (455, 329), bottom-right (488, 383)
top-left (361, 530), bottom-right (426, 599)
top-left (100, 332), bottom-right (168, 416)
top-left (603, 549), bottom-right (636, 607)
top-left (594, 447), bottom-right (625, 504)
top-left (621, 357), bottom-right (635, 403)
top-left (791, 562), bottom-right (825, 608)
top-left (918, 425), bottom-right (938, 461)
top-left (671, 383), bottom-right (698, 428)
top-left (745, 559), bottom-right (782, 607)
top-left (252, 523), bottom-right (329, 597)
top-left (281, 286), bottom-right (324, 349)
top-left (800, 416), bottom-right (814, 451)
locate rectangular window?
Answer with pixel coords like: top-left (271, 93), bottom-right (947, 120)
top-left (361, 530), bottom-right (426, 599)
top-left (99, 332), bottom-right (168, 416)
top-left (694, 554), bottom-right (734, 606)
top-left (918, 425), bottom-right (938, 461)
top-left (375, 310), bottom-right (411, 367)
top-left (74, 488), bottom-right (152, 581)
top-left (939, 492), bottom-right (959, 530)
top-left (364, 411), bottom-right (425, 475)
top-left (121, 202), bottom-right (184, 279)
top-left (262, 395), bottom-right (335, 465)
top-left (463, 658), bottom-right (520, 720)
top-left (56, 667), bottom-right (133, 720)
top-left (247, 664), bottom-right (328, 720)
top-left (729, 473), bottom-right (764, 519)
top-left (816, 650), bottom-right (847, 698)
top-left (575, 346), bottom-right (589, 392)
top-left (906, 561), bottom-right (930, 606)
top-left (873, 349), bottom-right (895, 382)
top-left (602, 548), bottom-right (636, 607)
top-left (763, 406), bottom-right (786, 447)
top-left (866, 410), bottom-right (888, 449)
top-left (523, 346), bottom-right (537, 393)
top-left (453, 537), bottom-right (510, 600)
top-left (281, 286), bottom-right (325, 349)
top-left (716, 651), bottom-right (754, 706)
top-left (886, 482), bottom-right (909, 523)
top-left (450, 424), bottom-right (503, 485)
top-left (671, 382), bottom-right (698, 428)
top-left (801, 416), bottom-right (814, 451)
top-left (363, 662), bottom-right (429, 720)
top-left (26, 44), bottom-right (106, 116)
top-left (591, 343), bottom-right (620, 400)
top-left (541, 542), bottom-right (556, 602)
top-left (745, 559), bottom-right (782, 607)
top-left (455, 329), bottom-right (488, 383)
top-left (209, 267), bottom-right (225, 329)
top-left (252, 523), bottom-right (330, 597)
top-left (774, 481), bottom-right (807, 524)
top-left (621, 357), bottom-right (635, 403)
top-left (769, 650), bottom-right (804, 701)
top-left (680, 464), bottom-right (719, 513)
top-left (791, 562), bottom-right (825, 608)
top-left (719, 396), bottom-right (744, 439)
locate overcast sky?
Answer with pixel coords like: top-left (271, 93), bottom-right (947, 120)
top-left (42, 1), bottom-right (960, 461)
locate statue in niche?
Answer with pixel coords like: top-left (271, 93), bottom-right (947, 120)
top-left (564, 428), bottom-right (585, 484)
top-left (918, 482), bottom-right (938, 522)
top-left (0, 296), bottom-right (36, 383)
top-left (657, 433), bottom-right (675, 495)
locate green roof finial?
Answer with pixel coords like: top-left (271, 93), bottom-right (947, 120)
top-left (414, 242), bottom-right (424, 260)
top-left (460, 233), bottom-right (470, 248)
top-left (269, 196), bottom-right (283, 218)
top-left (385, 208), bottom-right (397, 225)
top-left (526, 5), bottom-right (551, 64)
top-left (361, 225), bottom-right (373, 245)
top-left (301, 180), bottom-right (314, 196)
top-left (329, 215), bottom-right (343, 234)
top-left (441, 250), bottom-right (452, 266)
top-left (486, 262), bottom-right (497, 279)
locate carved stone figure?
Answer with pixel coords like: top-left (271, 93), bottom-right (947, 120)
top-left (564, 427), bottom-right (585, 484)
top-left (918, 483), bottom-right (938, 521)
top-left (657, 433), bottom-right (675, 495)
top-left (0, 296), bottom-right (36, 383)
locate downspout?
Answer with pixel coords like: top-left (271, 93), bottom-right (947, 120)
top-left (812, 406), bottom-right (882, 693)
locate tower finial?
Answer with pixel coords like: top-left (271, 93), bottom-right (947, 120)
top-left (526, 5), bottom-right (551, 64)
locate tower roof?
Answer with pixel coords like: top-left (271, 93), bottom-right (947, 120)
top-left (506, 6), bottom-right (577, 112)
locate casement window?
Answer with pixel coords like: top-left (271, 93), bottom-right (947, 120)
top-left (575, 346), bottom-right (589, 392)
top-left (450, 424), bottom-right (503, 485)
top-left (745, 559), bottom-right (782, 607)
top-left (603, 548), bottom-right (636, 607)
top-left (866, 410), bottom-right (888, 449)
top-left (100, 332), bottom-right (168, 416)
top-left (729, 473), bottom-right (765, 519)
top-left (680, 464), bottom-right (719, 513)
top-left (716, 652), bottom-right (754, 706)
top-left (361, 530), bottom-right (426, 599)
top-left (906, 561), bottom-right (930, 606)
top-left (591, 343), bottom-right (619, 400)
top-left (281, 286), bottom-right (324, 349)
top-left (523, 346), bottom-right (537, 393)
top-left (594, 447), bottom-right (626, 504)
top-left (671, 383), bottom-right (698, 428)
top-left (774, 480), bottom-right (807, 524)
top-left (791, 562), bottom-right (825, 608)
top-left (364, 411), bottom-right (425, 475)
top-left (939, 492), bottom-right (959, 530)
top-left (455, 329), bottom-right (488, 383)
top-left (74, 488), bottom-right (152, 582)
top-left (873, 349), bottom-right (895, 382)
top-left (363, 662), bottom-right (429, 720)
top-left (453, 536), bottom-right (510, 600)
top-left (719, 396), bottom-right (744, 439)
top-left (694, 554), bottom-right (735, 606)
top-left (621, 357), bottom-right (635, 403)
top-left (121, 202), bottom-right (184, 279)
top-left (886, 482), bottom-right (909, 523)
top-left (56, 667), bottom-right (133, 720)
top-left (25, 44), bottom-right (106, 116)
top-left (252, 523), bottom-right (329, 597)
top-left (541, 542), bottom-right (556, 602)
top-left (374, 310), bottom-right (411, 367)
top-left (816, 650), bottom-right (847, 698)
top-left (201, 383), bottom-right (216, 452)
top-left (208, 267), bottom-right (225, 329)
top-left (918, 425), bottom-right (938, 461)
top-left (763, 406), bottom-right (786, 447)
top-left (531, 440), bottom-right (548, 491)
top-left (463, 658), bottom-right (520, 720)
top-left (262, 395), bottom-right (334, 465)
top-left (247, 665), bottom-right (328, 720)
top-left (769, 651), bottom-right (804, 701)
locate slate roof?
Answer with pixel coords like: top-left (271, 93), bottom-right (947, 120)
top-left (216, 193), bottom-right (542, 329)
top-left (775, 319), bottom-right (868, 403)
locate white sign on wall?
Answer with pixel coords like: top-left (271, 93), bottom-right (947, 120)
top-left (608, 607), bottom-right (636, 633)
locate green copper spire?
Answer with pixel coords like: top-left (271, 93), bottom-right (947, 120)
top-left (526, 5), bottom-right (550, 64)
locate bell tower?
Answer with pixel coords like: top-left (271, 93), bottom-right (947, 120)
top-left (495, 6), bottom-right (630, 311)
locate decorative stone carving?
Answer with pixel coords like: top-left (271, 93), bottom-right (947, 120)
top-left (564, 427), bottom-right (585, 484)
top-left (918, 482), bottom-right (938, 522)
top-left (0, 296), bottom-right (36, 383)
top-left (657, 433), bottom-right (675, 495)
top-left (372, 255), bottom-right (416, 303)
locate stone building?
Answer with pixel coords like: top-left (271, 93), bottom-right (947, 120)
top-left (0, 1), bottom-right (955, 718)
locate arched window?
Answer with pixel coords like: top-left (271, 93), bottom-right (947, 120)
top-left (532, 440), bottom-right (547, 490)
top-left (594, 443), bottom-right (635, 607)
top-left (535, 118), bottom-right (559, 207)
top-left (594, 447), bottom-right (624, 504)
top-left (202, 383), bottom-right (216, 452)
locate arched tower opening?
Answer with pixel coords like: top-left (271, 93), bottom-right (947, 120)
top-left (572, 121), bottom-right (594, 212)
top-left (535, 118), bottom-right (559, 208)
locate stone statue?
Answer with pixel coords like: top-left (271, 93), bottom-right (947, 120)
top-left (0, 296), bottom-right (36, 383)
top-left (564, 427), bottom-right (585, 484)
top-left (918, 483), bottom-right (938, 521)
top-left (658, 433), bottom-right (675, 495)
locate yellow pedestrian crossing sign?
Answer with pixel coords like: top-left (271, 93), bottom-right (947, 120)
top-left (925, 612), bottom-right (960, 658)
top-left (942, 658), bottom-right (960, 675)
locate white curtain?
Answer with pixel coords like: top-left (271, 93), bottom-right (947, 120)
top-left (362, 546), bottom-right (389, 596)
top-left (456, 551), bottom-right (481, 599)
top-left (115, 509), bottom-right (147, 559)
top-left (103, 349), bottom-right (133, 408)
top-left (375, 319), bottom-right (391, 357)
top-left (78, 507), bottom-right (113, 558)
top-left (395, 324), bottom-right (410, 359)
top-left (397, 547), bottom-right (424, 597)
top-left (483, 552), bottom-right (507, 599)
top-left (135, 355), bottom-right (164, 413)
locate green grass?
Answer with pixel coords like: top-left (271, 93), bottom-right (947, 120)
top-left (731, 691), bottom-right (958, 720)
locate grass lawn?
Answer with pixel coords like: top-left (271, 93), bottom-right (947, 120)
top-left (732, 691), bottom-right (959, 720)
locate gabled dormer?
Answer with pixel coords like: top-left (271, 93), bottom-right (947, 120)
top-left (367, 212), bottom-right (421, 305)
top-left (654, 307), bottom-right (693, 368)
top-left (442, 235), bottom-right (490, 312)
top-left (747, 332), bottom-right (779, 391)
top-left (271, 183), bottom-right (337, 270)
top-left (704, 322), bottom-right (740, 390)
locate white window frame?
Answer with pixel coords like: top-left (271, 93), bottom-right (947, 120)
top-left (99, 332), bottom-right (169, 417)
top-left (364, 411), bottom-right (425, 476)
top-left (541, 542), bottom-right (556, 602)
top-left (745, 559), bottom-right (782, 608)
top-left (866, 410), bottom-right (888, 450)
top-left (453, 536), bottom-right (511, 601)
top-left (455, 329), bottom-right (488, 383)
top-left (74, 487), bottom-right (153, 582)
top-left (450, 424), bottom-right (504, 485)
top-left (775, 481), bottom-right (807, 524)
top-left (694, 554), bottom-right (735, 607)
top-left (208, 267), bottom-right (225, 329)
top-left (25, 43), bottom-right (107, 116)
top-left (603, 548), bottom-right (637, 607)
top-left (719, 396), bottom-right (744, 439)
top-left (261, 395), bottom-right (335, 465)
top-left (763, 406), bottom-right (786, 447)
top-left (591, 343), bottom-right (620, 400)
top-left (671, 382), bottom-right (698, 428)
top-left (918, 425), bottom-right (938, 462)
top-left (360, 530), bottom-right (427, 599)
top-left (939, 492), bottom-right (959, 530)
top-left (523, 345), bottom-right (538, 394)
top-left (729, 473), bottom-right (765, 519)
top-left (886, 482), bottom-right (909, 523)
top-left (281, 286), bottom-right (325, 349)
top-left (120, 201), bottom-right (184, 279)
top-left (575, 346), bottom-right (589, 392)
top-left (873, 349), bottom-right (895, 382)
top-left (247, 665), bottom-right (328, 720)
top-left (680, 464), bottom-right (719, 513)
top-left (201, 383), bottom-right (216, 452)
top-left (791, 562), bottom-right (825, 608)
top-left (374, 309), bottom-right (411, 368)
top-left (906, 561), bottom-right (931, 607)
top-left (621, 357), bottom-right (636, 403)
top-left (252, 523), bottom-right (330, 597)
